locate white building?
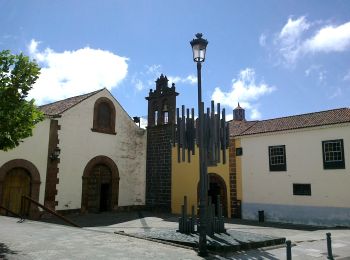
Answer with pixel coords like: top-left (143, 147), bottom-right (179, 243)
top-left (230, 107), bottom-right (350, 226)
top-left (0, 88), bottom-right (146, 217)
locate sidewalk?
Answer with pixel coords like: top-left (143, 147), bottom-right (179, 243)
top-left (0, 216), bottom-right (201, 260)
top-left (1, 212), bottom-right (350, 259)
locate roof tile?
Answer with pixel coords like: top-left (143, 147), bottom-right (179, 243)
top-left (229, 108), bottom-right (350, 136)
top-left (39, 89), bottom-right (103, 116)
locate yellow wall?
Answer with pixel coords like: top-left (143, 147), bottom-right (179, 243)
top-left (171, 145), bottom-right (231, 217)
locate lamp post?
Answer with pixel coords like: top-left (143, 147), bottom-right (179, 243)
top-left (190, 33), bottom-right (208, 256)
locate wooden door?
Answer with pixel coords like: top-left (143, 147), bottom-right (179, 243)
top-left (1, 168), bottom-right (31, 215)
top-left (87, 164), bottom-right (111, 212)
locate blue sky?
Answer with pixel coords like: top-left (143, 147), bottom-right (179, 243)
top-left (1, 0), bottom-right (350, 126)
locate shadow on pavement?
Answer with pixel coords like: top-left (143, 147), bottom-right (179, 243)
top-left (39, 210), bottom-right (179, 227)
top-left (39, 210), bottom-right (349, 231)
top-left (0, 242), bottom-right (18, 259)
top-left (225, 218), bottom-right (350, 231)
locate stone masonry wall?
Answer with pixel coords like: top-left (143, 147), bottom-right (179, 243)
top-left (146, 124), bottom-right (173, 211)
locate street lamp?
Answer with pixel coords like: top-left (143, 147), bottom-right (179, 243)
top-left (190, 33), bottom-right (208, 257)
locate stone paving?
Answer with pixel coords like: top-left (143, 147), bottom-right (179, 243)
top-left (0, 216), bottom-right (201, 260)
top-left (1, 212), bottom-right (350, 259)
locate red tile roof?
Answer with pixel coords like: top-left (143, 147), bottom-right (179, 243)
top-left (39, 89), bottom-right (104, 116)
top-left (229, 108), bottom-right (350, 137)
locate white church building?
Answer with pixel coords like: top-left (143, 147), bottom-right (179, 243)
top-left (0, 88), bottom-right (146, 217)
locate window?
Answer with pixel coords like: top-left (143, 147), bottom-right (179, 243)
top-left (269, 145), bottom-right (286, 171)
top-left (163, 111), bottom-right (169, 124)
top-left (97, 102), bottom-right (111, 128)
top-left (293, 184), bottom-right (311, 196)
top-left (154, 110), bottom-right (158, 126)
top-left (92, 97), bottom-right (116, 135)
top-left (162, 102), bottom-right (169, 125)
top-left (322, 139), bottom-right (345, 169)
top-left (236, 147), bottom-right (243, 156)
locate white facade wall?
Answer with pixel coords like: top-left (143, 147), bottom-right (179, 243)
top-left (240, 123), bottom-right (350, 226)
top-left (0, 119), bottom-right (51, 205)
top-left (56, 89), bottom-right (146, 210)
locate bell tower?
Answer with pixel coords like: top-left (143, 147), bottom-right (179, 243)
top-left (146, 74), bottom-right (178, 126)
top-left (145, 74), bottom-right (178, 211)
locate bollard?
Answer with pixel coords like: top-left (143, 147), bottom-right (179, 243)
top-left (286, 240), bottom-right (292, 260)
top-left (326, 233), bottom-right (333, 260)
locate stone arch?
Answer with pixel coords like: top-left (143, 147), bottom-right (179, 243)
top-left (81, 156), bottom-right (120, 213)
top-left (92, 97), bottom-right (116, 135)
top-left (0, 159), bottom-right (41, 217)
top-left (197, 173), bottom-right (228, 217)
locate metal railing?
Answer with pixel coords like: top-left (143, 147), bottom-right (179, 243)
top-left (1, 196), bottom-right (81, 228)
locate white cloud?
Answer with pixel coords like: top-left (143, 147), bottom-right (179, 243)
top-left (303, 22), bottom-right (350, 53)
top-left (211, 68), bottom-right (275, 120)
top-left (259, 34), bottom-right (267, 47)
top-left (279, 16), bottom-right (310, 44)
top-left (27, 39), bottom-right (128, 104)
top-left (168, 74), bottom-right (197, 85)
top-left (132, 63), bottom-right (196, 92)
top-left (139, 117), bottom-right (148, 129)
top-left (274, 17), bottom-right (350, 64)
top-left (277, 16), bottom-right (310, 64)
top-left (250, 108), bottom-right (261, 120)
top-left (134, 78), bottom-right (144, 91)
top-left (146, 64), bottom-right (162, 75)
top-left (226, 113), bottom-right (233, 121)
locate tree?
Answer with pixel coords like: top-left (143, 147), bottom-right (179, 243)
top-left (0, 50), bottom-right (44, 151)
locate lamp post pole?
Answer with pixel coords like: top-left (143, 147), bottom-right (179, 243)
top-left (190, 33), bottom-right (208, 257)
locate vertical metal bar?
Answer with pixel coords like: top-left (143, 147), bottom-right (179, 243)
top-left (191, 108), bottom-right (195, 155)
top-left (191, 205), bottom-right (195, 233)
top-left (327, 233), bottom-right (333, 260)
top-left (286, 240), bottom-right (292, 260)
top-left (187, 108), bottom-right (191, 163)
top-left (182, 105), bottom-right (185, 162)
top-left (222, 108), bottom-right (226, 164)
top-left (181, 204), bottom-right (185, 232)
top-left (217, 103), bottom-right (221, 163)
top-left (177, 108), bottom-right (180, 163)
top-left (197, 61), bottom-right (208, 256)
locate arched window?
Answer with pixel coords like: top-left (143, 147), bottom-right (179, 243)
top-left (162, 103), bottom-right (169, 124)
top-left (97, 102), bottom-right (111, 128)
top-left (92, 97), bottom-right (116, 134)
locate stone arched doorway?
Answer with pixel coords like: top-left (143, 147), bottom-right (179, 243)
top-left (81, 156), bottom-right (119, 213)
top-left (0, 159), bottom-right (41, 217)
top-left (197, 173), bottom-right (228, 217)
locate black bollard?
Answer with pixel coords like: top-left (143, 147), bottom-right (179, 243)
top-left (326, 233), bottom-right (333, 260)
top-left (286, 240), bottom-right (292, 260)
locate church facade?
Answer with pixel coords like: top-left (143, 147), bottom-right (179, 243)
top-left (0, 88), bottom-right (146, 217)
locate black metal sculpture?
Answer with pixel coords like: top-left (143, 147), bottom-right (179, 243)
top-left (175, 100), bottom-right (228, 237)
top-left (175, 100), bottom-right (228, 165)
top-left (178, 196), bottom-right (195, 234)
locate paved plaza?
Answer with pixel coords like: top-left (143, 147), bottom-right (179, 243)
top-left (1, 212), bottom-right (350, 259)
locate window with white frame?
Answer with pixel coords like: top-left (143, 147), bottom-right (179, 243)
top-left (322, 139), bottom-right (345, 169)
top-left (269, 145), bottom-right (286, 171)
